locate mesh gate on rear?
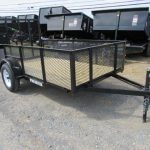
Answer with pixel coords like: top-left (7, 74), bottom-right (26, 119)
top-left (75, 50), bottom-right (90, 86)
top-left (5, 46), bottom-right (20, 57)
top-left (92, 45), bottom-right (115, 79)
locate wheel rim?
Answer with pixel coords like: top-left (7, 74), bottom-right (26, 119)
top-left (3, 69), bottom-right (11, 88)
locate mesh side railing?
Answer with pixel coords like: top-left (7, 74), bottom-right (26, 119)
top-left (2, 41), bottom-right (125, 91)
top-left (75, 50), bottom-right (90, 86)
top-left (4, 46), bottom-right (22, 67)
top-left (5, 46), bottom-right (11, 56)
top-left (92, 45), bottom-right (115, 79)
top-left (44, 50), bottom-right (71, 90)
top-left (44, 41), bottom-right (74, 50)
top-left (22, 47), bottom-right (43, 79)
top-left (43, 40), bottom-right (111, 50)
top-left (5, 46), bottom-right (20, 57)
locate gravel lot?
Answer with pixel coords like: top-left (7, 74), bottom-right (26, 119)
top-left (0, 54), bottom-right (150, 150)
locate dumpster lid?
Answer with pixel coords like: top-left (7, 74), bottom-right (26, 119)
top-left (26, 14), bottom-right (38, 20)
top-left (45, 12), bottom-right (92, 19)
top-left (0, 16), bottom-right (16, 23)
top-left (92, 7), bottom-right (149, 15)
top-left (51, 6), bottom-right (71, 13)
top-left (18, 15), bottom-right (26, 19)
top-left (5, 16), bottom-right (16, 19)
top-left (39, 6), bottom-right (71, 14)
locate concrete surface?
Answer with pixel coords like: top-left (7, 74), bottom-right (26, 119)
top-left (0, 55), bottom-right (150, 150)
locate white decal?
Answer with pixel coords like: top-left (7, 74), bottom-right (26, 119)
top-left (132, 15), bottom-right (138, 26)
top-left (69, 18), bottom-right (78, 27)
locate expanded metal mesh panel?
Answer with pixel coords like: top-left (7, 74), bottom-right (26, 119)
top-left (11, 47), bottom-right (20, 57)
top-left (4, 46), bottom-right (21, 66)
top-left (5, 47), bottom-right (11, 55)
top-left (23, 48), bottom-right (34, 58)
top-left (75, 50), bottom-right (89, 86)
top-left (92, 45), bottom-right (115, 79)
top-left (43, 40), bottom-right (106, 50)
top-left (44, 41), bottom-right (73, 50)
top-left (116, 43), bottom-right (125, 70)
top-left (23, 47), bottom-right (43, 79)
top-left (5, 46), bottom-right (20, 57)
top-left (44, 50), bottom-right (71, 90)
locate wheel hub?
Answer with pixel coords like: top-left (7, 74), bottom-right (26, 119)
top-left (3, 69), bottom-right (11, 88)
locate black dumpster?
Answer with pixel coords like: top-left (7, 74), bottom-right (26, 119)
top-left (0, 16), bottom-right (17, 60)
top-left (39, 6), bottom-right (71, 37)
top-left (92, 7), bottom-right (150, 56)
top-left (0, 16), bottom-right (17, 44)
top-left (18, 15), bottom-right (28, 33)
top-left (6, 16), bottom-right (18, 41)
top-left (17, 14), bottom-right (39, 45)
top-left (0, 17), bottom-right (8, 44)
top-left (26, 14), bottom-right (39, 43)
top-left (46, 12), bottom-right (93, 39)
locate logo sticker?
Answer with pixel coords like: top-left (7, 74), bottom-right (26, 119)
top-left (132, 15), bottom-right (138, 26)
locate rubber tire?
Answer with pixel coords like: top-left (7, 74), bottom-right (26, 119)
top-left (145, 42), bottom-right (150, 57)
top-left (1, 63), bottom-right (20, 92)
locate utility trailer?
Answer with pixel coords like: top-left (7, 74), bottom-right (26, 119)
top-left (0, 40), bottom-right (150, 122)
top-left (45, 13), bottom-right (93, 39)
top-left (92, 7), bottom-right (150, 56)
top-left (39, 6), bottom-right (71, 37)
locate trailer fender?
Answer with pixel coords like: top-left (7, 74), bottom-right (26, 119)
top-left (0, 58), bottom-right (22, 77)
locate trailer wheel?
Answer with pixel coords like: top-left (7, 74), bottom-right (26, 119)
top-left (1, 63), bottom-right (20, 92)
top-left (146, 42), bottom-right (150, 57)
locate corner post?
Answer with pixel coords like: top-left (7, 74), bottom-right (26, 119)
top-left (70, 51), bottom-right (76, 94)
top-left (40, 48), bottom-right (46, 83)
top-left (89, 48), bottom-right (93, 86)
top-left (114, 44), bottom-right (118, 72)
top-left (19, 46), bottom-right (25, 74)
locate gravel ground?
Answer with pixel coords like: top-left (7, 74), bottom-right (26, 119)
top-left (0, 55), bottom-right (150, 150)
